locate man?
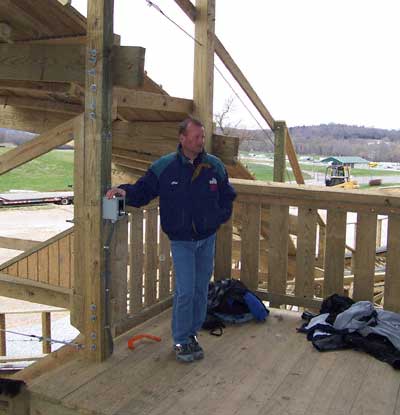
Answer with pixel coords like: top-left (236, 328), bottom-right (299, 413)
top-left (106, 117), bottom-right (236, 362)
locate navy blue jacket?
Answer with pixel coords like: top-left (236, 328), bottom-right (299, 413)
top-left (119, 146), bottom-right (236, 241)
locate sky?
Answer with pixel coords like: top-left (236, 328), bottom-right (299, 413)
top-left (72, 0), bottom-right (400, 131)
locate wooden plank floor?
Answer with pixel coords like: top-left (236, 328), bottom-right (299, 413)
top-left (29, 308), bottom-right (400, 415)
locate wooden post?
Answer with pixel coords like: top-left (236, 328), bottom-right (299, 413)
top-left (0, 314), bottom-right (6, 356)
top-left (193, 0), bottom-right (215, 152)
top-left (273, 121), bottom-right (287, 182)
top-left (77, 0), bottom-right (114, 361)
top-left (41, 312), bottom-right (51, 354)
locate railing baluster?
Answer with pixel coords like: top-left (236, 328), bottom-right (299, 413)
top-left (268, 204), bottom-right (289, 307)
top-left (353, 212), bottom-right (377, 301)
top-left (110, 215), bottom-right (129, 328)
top-left (48, 241), bottom-right (60, 286)
top-left (385, 214), bottom-right (400, 312)
top-left (0, 313), bottom-right (6, 356)
top-left (295, 207), bottom-right (317, 299)
top-left (59, 235), bottom-right (70, 288)
top-left (38, 246), bottom-right (49, 284)
top-left (27, 252), bottom-right (38, 281)
top-left (324, 209), bottom-right (347, 297)
top-left (129, 209), bottom-right (144, 313)
top-left (240, 202), bottom-right (261, 291)
top-left (41, 312), bottom-right (51, 354)
top-left (214, 217), bottom-right (233, 281)
top-left (144, 206), bottom-right (158, 306)
top-left (159, 230), bottom-right (171, 300)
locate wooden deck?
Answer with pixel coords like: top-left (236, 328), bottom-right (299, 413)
top-left (28, 308), bottom-right (400, 415)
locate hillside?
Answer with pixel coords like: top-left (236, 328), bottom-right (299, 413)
top-left (232, 124), bottom-right (400, 162)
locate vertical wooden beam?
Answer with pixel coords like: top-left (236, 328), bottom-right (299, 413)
top-left (385, 214), bottom-right (400, 312)
top-left (71, 115), bottom-right (85, 332)
top-left (129, 209), bottom-right (144, 314)
top-left (110, 215), bottom-right (129, 331)
top-left (0, 314), bottom-right (6, 356)
top-left (324, 209), bottom-right (347, 298)
top-left (295, 207), bottom-right (317, 299)
top-left (144, 207), bottom-right (158, 306)
top-left (41, 312), bottom-right (51, 354)
top-left (240, 203), bottom-right (261, 291)
top-left (273, 121), bottom-right (287, 182)
top-left (159, 230), bottom-right (172, 300)
top-left (268, 204), bottom-right (289, 307)
top-left (79, 0), bottom-right (114, 361)
top-left (193, 0), bottom-right (215, 152)
top-left (353, 213), bottom-right (377, 302)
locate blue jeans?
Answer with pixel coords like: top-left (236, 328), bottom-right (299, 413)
top-left (170, 234), bottom-right (216, 345)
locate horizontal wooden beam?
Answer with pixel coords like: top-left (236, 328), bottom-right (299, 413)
top-left (0, 272), bottom-right (71, 309)
top-left (0, 355), bottom-right (46, 363)
top-left (0, 80), bottom-right (79, 96)
top-left (232, 179), bottom-right (400, 214)
top-left (115, 297), bottom-right (173, 337)
top-left (0, 96), bottom-right (83, 115)
top-left (0, 237), bottom-right (40, 252)
top-left (0, 106), bottom-right (73, 133)
top-left (256, 289), bottom-right (322, 309)
top-left (116, 89), bottom-right (193, 114)
top-left (112, 121), bottom-right (179, 157)
top-left (0, 44), bottom-right (145, 88)
top-left (18, 34), bottom-right (121, 46)
top-left (0, 114), bottom-right (82, 175)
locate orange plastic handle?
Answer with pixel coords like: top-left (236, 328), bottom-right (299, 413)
top-left (127, 334), bottom-right (162, 350)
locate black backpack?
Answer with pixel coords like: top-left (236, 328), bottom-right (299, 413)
top-left (202, 278), bottom-right (269, 335)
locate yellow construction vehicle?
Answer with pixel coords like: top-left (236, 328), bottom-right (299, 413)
top-left (325, 164), bottom-right (359, 189)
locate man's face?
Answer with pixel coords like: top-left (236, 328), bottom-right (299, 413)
top-left (180, 122), bottom-right (205, 159)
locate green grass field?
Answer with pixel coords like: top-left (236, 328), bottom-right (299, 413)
top-left (0, 148), bottom-right (73, 192)
top-left (245, 162), bottom-right (312, 181)
top-left (297, 162), bottom-right (400, 177)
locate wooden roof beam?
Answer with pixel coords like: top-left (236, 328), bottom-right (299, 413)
top-left (17, 34), bottom-right (121, 46)
top-left (0, 106), bottom-right (73, 134)
top-left (0, 96), bottom-right (83, 115)
top-left (0, 44), bottom-right (145, 88)
top-left (0, 80), bottom-right (81, 97)
top-left (115, 88), bottom-right (193, 114)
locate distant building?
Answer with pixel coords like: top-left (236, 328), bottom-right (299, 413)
top-left (320, 156), bottom-right (369, 169)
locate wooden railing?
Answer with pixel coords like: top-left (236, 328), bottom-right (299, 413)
top-left (109, 201), bottom-right (174, 335)
top-left (0, 229), bottom-right (73, 308)
top-left (215, 179), bottom-right (400, 312)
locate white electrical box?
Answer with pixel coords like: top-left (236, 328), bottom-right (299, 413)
top-left (102, 196), bottom-right (126, 222)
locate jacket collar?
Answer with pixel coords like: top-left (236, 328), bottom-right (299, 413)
top-left (177, 144), bottom-right (205, 167)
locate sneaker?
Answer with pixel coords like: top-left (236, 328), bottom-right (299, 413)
top-left (174, 343), bottom-right (194, 363)
top-left (189, 335), bottom-right (204, 360)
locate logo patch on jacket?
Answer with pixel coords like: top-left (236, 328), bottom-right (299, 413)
top-left (209, 177), bottom-right (218, 191)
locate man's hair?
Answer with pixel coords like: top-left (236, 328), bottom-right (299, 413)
top-left (179, 117), bottom-right (204, 135)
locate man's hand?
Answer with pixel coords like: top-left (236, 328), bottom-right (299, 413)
top-left (105, 187), bottom-right (126, 199)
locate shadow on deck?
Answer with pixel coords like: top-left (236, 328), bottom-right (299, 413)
top-left (28, 308), bottom-right (400, 415)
